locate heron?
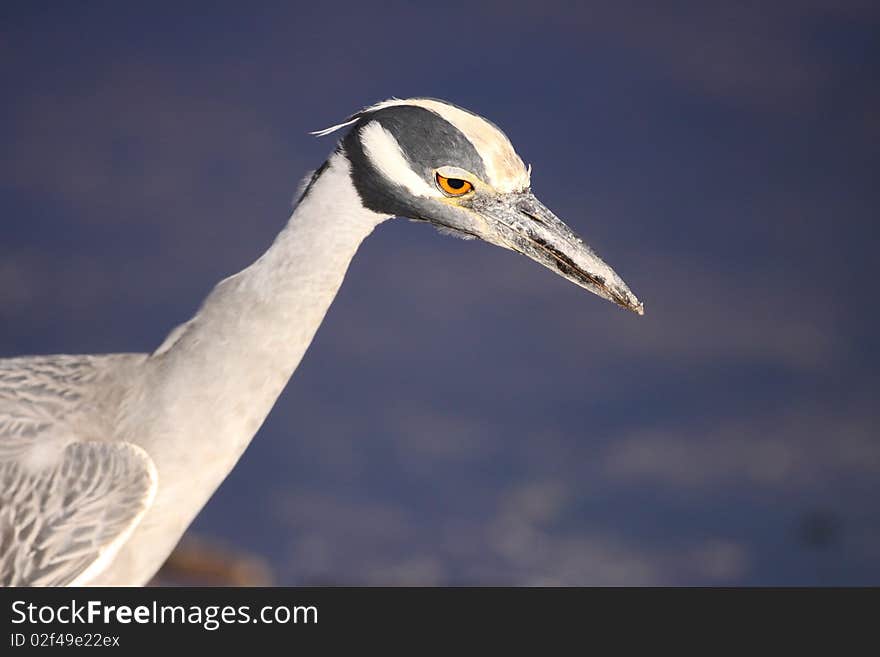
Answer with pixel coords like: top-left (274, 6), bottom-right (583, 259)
top-left (0, 98), bottom-right (643, 586)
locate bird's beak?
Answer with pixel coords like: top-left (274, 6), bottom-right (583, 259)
top-left (472, 191), bottom-right (644, 315)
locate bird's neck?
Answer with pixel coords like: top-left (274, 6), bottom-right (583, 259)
top-left (139, 152), bottom-right (388, 482)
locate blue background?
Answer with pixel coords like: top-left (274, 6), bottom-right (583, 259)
top-left (2, 1), bottom-right (878, 584)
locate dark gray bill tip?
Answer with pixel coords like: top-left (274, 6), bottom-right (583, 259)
top-left (628, 298), bottom-right (646, 316)
top-left (596, 279), bottom-right (644, 316)
top-left (547, 246), bottom-right (644, 316)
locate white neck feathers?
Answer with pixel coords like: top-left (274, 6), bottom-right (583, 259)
top-left (136, 153), bottom-right (387, 478)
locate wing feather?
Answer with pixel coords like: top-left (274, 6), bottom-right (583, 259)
top-left (0, 441), bottom-right (157, 587)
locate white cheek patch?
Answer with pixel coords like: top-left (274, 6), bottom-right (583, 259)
top-left (359, 122), bottom-right (440, 199)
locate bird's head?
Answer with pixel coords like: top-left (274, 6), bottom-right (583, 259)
top-left (313, 97), bottom-right (644, 315)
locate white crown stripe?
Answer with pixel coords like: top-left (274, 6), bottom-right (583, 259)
top-left (311, 98), bottom-right (531, 193)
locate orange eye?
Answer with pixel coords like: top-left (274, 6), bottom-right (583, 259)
top-left (436, 173), bottom-right (473, 196)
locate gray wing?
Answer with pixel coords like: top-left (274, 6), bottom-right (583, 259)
top-left (0, 354), bottom-right (156, 587)
top-left (0, 441), bottom-right (157, 587)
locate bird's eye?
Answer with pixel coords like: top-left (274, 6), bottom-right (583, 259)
top-left (436, 173), bottom-right (473, 196)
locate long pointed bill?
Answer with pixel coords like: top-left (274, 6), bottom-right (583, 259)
top-left (473, 192), bottom-right (644, 315)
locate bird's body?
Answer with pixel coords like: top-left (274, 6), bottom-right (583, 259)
top-left (0, 98), bottom-right (642, 586)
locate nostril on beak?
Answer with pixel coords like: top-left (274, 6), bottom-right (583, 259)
top-left (517, 205), bottom-right (547, 227)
